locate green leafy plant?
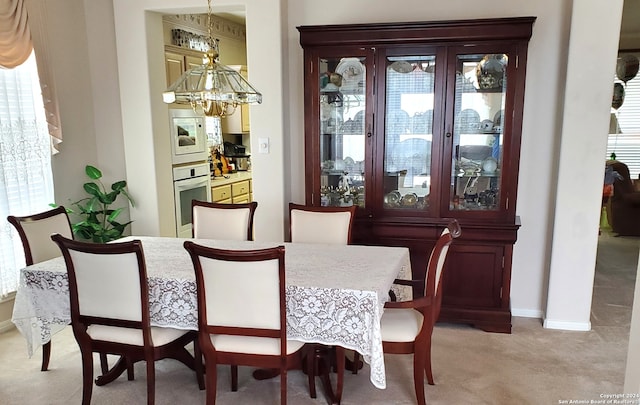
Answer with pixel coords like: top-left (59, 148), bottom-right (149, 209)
top-left (54, 165), bottom-right (135, 243)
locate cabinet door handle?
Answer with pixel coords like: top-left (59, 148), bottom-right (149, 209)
top-left (446, 132), bottom-right (452, 138)
top-left (367, 131), bottom-right (372, 138)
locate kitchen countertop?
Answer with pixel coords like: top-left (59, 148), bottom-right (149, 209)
top-left (210, 171), bottom-right (252, 186)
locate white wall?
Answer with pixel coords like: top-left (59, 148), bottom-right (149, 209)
top-left (25, 0), bottom-right (128, 225)
top-left (545, 0), bottom-right (624, 330)
top-left (21, 0), bottom-right (620, 329)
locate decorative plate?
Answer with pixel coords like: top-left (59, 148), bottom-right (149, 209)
top-left (335, 58), bottom-right (365, 91)
top-left (457, 109), bottom-right (480, 133)
top-left (390, 61), bottom-right (413, 74)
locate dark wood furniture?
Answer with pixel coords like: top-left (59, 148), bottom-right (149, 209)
top-left (298, 17), bottom-right (535, 333)
top-left (183, 243), bottom-right (306, 405)
top-left (8, 206), bottom-right (74, 371)
top-left (191, 200), bottom-right (258, 241)
top-left (606, 160), bottom-right (640, 236)
top-left (51, 234), bottom-right (203, 405)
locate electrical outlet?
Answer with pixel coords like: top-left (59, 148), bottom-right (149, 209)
top-left (258, 137), bottom-right (269, 154)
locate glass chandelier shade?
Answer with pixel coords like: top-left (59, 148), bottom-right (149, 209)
top-left (163, 49), bottom-right (262, 117)
top-left (162, 0), bottom-right (262, 118)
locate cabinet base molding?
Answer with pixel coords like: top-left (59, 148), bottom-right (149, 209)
top-left (439, 306), bottom-right (512, 334)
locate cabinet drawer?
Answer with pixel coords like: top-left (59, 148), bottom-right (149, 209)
top-left (232, 195), bottom-right (250, 204)
top-left (212, 185), bottom-right (232, 202)
top-left (231, 180), bottom-right (250, 197)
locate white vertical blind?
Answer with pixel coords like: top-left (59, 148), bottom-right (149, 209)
top-left (608, 51), bottom-right (640, 179)
top-left (0, 51), bottom-right (54, 297)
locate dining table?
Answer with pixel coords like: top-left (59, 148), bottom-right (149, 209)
top-left (11, 236), bottom-right (412, 397)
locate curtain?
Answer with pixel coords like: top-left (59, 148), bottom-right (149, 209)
top-left (1, 0), bottom-right (62, 151)
top-left (0, 51), bottom-right (54, 297)
top-left (0, 0), bottom-right (32, 69)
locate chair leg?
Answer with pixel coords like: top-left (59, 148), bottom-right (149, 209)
top-left (307, 345), bottom-right (317, 398)
top-left (334, 346), bottom-right (345, 404)
top-left (425, 334), bottom-right (434, 385)
top-left (99, 352), bottom-right (109, 375)
top-left (127, 357), bottom-right (135, 380)
top-left (351, 351), bottom-right (360, 374)
top-left (280, 368), bottom-right (287, 405)
top-left (413, 347), bottom-right (427, 405)
top-left (41, 341), bottom-right (51, 371)
top-left (231, 365), bottom-right (238, 391)
top-left (205, 359), bottom-right (217, 405)
top-left (146, 357), bottom-right (155, 405)
top-left (79, 347), bottom-right (94, 405)
top-left (194, 340), bottom-right (205, 390)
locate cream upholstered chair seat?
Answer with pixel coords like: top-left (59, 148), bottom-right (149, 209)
top-left (380, 308), bottom-right (424, 343)
top-left (87, 325), bottom-right (189, 346)
top-left (209, 335), bottom-right (305, 355)
top-left (192, 200), bottom-right (257, 240)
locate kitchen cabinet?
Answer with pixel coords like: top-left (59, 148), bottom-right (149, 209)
top-left (231, 180), bottom-right (251, 203)
top-left (221, 65), bottom-right (251, 134)
top-left (211, 184), bottom-right (232, 203)
top-left (298, 17), bottom-right (535, 333)
top-left (164, 45), bottom-right (204, 87)
top-left (211, 173), bottom-right (252, 204)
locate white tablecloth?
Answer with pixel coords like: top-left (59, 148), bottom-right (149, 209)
top-left (12, 236), bottom-right (411, 389)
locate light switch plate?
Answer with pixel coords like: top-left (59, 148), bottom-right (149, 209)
top-left (258, 137), bottom-right (269, 154)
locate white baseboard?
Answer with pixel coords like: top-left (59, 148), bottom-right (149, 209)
top-left (0, 319), bottom-right (16, 334)
top-left (543, 318), bottom-right (591, 331)
top-left (511, 308), bottom-right (544, 318)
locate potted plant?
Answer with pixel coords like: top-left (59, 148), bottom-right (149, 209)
top-left (54, 165), bottom-right (135, 243)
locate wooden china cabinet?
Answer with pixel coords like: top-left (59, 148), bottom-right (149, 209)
top-left (297, 17), bottom-right (535, 333)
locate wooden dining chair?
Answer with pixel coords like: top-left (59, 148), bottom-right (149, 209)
top-left (356, 219), bottom-right (461, 405)
top-left (7, 206), bottom-right (74, 371)
top-left (183, 242), bottom-right (305, 405)
top-left (192, 200), bottom-right (258, 241)
top-left (51, 234), bottom-right (204, 405)
top-left (288, 203), bottom-right (356, 244)
top-left (288, 202), bottom-right (357, 402)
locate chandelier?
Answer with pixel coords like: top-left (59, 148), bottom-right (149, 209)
top-left (162, 0), bottom-right (262, 118)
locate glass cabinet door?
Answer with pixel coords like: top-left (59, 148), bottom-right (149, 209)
top-left (449, 53), bottom-right (507, 212)
top-left (382, 54), bottom-right (436, 211)
top-left (318, 56), bottom-right (367, 208)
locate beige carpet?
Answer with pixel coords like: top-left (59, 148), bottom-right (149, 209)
top-left (0, 231), bottom-right (637, 404)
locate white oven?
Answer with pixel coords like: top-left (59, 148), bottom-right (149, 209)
top-left (173, 162), bottom-right (212, 238)
top-left (169, 109), bottom-right (209, 165)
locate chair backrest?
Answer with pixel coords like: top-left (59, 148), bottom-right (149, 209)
top-left (192, 200), bottom-right (258, 241)
top-left (51, 234), bottom-right (151, 341)
top-left (288, 203), bottom-right (356, 245)
top-left (424, 219), bottom-right (461, 311)
top-left (607, 160), bottom-right (634, 196)
top-left (184, 242), bottom-right (286, 340)
top-left (8, 206), bottom-right (73, 265)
